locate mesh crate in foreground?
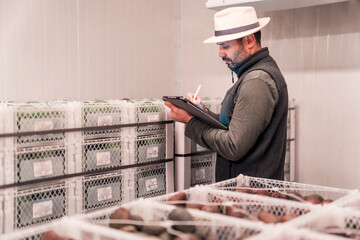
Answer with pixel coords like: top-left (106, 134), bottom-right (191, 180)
top-left (210, 174), bottom-right (354, 204)
top-left (1, 221), bottom-right (54, 240)
top-left (152, 185), bottom-right (318, 225)
top-left (70, 198), bottom-right (267, 240)
top-left (287, 204), bottom-right (360, 239)
top-left (246, 225), bottom-right (350, 240)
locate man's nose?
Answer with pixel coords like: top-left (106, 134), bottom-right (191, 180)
top-left (218, 49), bottom-right (226, 58)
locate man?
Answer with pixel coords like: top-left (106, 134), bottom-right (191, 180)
top-left (165, 7), bottom-right (288, 182)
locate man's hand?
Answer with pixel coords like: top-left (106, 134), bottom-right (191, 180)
top-left (164, 101), bottom-right (194, 124)
top-left (186, 93), bottom-right (206, 110)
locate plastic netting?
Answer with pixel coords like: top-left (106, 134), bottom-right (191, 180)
top-left (71, 198), bottom-right (267, 240)
top-left (80, 171), bottom-right (123, 212)
top-left (126, 99), bottom-right (168, 136)
top-left (1, 221), bottom-right (54, 240)
top-left (287, 204), bottom-right (360, 238)
top-left (13, 102), bottom-right (69, 147)
top-left (14, 181), bottom-right (68, 229)
top-left (81, 100), bottom-right (126, 139)
top-left (133, 164), bottom-right (167, 199)
top-left (210, 174), bottom-right (353, 203)
top-left (15, 145), bottom-right (67, 183)
top-left (130, 134), bottom-right (167, 164)
top-left (246, 225), bottom-right (350, 240)
top-left (153, 185), bottom-right (318, 225)
top-left (82, 137), bottom-right (123, 171)
top-left (190, 154), bottom-right (216, 186)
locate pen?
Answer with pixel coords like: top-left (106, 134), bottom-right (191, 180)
top-left (193, 84), bottom-right (201, 102)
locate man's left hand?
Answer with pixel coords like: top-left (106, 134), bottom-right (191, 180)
top-left (164, 101), bottom-right (193, 124)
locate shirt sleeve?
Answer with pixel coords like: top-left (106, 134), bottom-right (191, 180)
top-left (185, 71), bottom-right (278, 161)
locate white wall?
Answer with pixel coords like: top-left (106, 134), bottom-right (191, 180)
top-left (179, 1), bottom-right (360, 189)
top-left (0, 0), bottom-right (179, 101)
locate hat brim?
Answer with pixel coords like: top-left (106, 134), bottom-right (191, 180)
top-left (203, 17), bottom-right (270, 44)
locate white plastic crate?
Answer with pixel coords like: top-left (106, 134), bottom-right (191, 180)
top-left (175, 153), bottom-right (216, 191)
top-left (190, 153), bottom-right (216, 187)
top-left (12, 102), bottom-right (71, 148)
top-left (75, 171), bottom-right (123, 213)
top-left (128, 134), bottom-right (167, 165)
top-left (81, 100), bottom-right (127, 139)
top-left (126, 99), bottom-right (168, 136)
top-left (3, 180), bottom-right (76, 233)
top-left (123, 162), bottom-right (174, 202)
top-left (210, 174), bottom-right (354, 203)
top-left (190, 141), bottom-right (211, 153)
top-left (0, 190), bottom-right (4, 234)
top-left (74, 198), bottom-right (268, 240)
top-left (175, 122), bottom-right (212, 155)
top-left (1, 221), bottom-right (55, 240)
top-left (284, 98), bottom-right (296, 182)
top-left (288, 205), bottom-right (360, 238)
top-left (153, 185), bottom-right (318, 225)
top-left (52, 217), bottom-right (152, 240)
top-left (81, 137), bottom-right (126, 172)
top-left (0, 103), bottom-right (15, 186)
top-left (13, 144), bottom-right (75, 183)
top-left (246, 225), bottom-right (350, 240)
top-left (333, 190), bottom-right (360, 210)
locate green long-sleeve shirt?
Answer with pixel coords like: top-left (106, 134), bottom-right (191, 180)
top-left (185, 70), bottom-right (278, 161)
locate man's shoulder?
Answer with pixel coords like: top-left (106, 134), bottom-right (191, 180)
top-left (241, 70), bottom-right (275, 89)
top-left (243, 70), bottom-right (272, 82)
top-left (238, 70), bottom-right (279, 102)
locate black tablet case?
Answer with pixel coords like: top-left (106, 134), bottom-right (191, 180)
top-left (163, 96), bottom-right (228, 130)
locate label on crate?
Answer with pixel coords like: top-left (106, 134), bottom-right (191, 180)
top-left (147, 114), bottom-right (160, 122)
top-left (196, 144), bottom-right (208, 152)
top-left (34, 120), bottom-right (54, 131)
top-left (195, 168), bottom-right (206, 181)
top-left (33, 200), bottom-right (53, 219)
top-left (145, 178), bottom-right (158, 192)
top-left (96, 151), bottom-right (111, 166)
top-left (97, 115), bottom-right (113, 126)
top-left (97, 186), bottom-right (113, 202)
top-left (33, 160), bottom-right (53, 178)
top-left (147, 146), bottom-right (159, 159)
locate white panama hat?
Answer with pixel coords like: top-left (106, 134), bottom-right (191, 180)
top-left (204, 7), bottom-right (270, 43)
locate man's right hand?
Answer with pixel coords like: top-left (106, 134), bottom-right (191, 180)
top-left (186, 93), bottom-right (205, 109)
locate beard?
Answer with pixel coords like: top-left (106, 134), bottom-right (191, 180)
top-left (223, 43), bottom-right (249, 70)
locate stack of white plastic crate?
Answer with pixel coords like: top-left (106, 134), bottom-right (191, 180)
top-left (0, 101), bottom-right (78, 235)
top-left (72, 100), bottom-right (128, 214)
top-left (174, 98), bottom-right (220, 191)
top-left (72, 99), bottom-right (174, 213)
top-left (122, 99), bottom-right (174, 202)
top-left (0, 99), bottom-right (175, 239)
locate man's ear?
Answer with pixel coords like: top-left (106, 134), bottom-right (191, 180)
top-left (243, 34), bottom-right (256, 49)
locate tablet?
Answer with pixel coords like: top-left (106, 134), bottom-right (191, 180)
top-left (163, 96), bottom-right (228, 130)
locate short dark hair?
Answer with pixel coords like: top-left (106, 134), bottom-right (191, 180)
top-left (254, 30), bottom-right (261, 45)
top-left (236, 30), bottom-right (261, 46)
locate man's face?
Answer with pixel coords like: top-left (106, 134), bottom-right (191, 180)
top-left (217, 39), bottom-right (249, 69)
